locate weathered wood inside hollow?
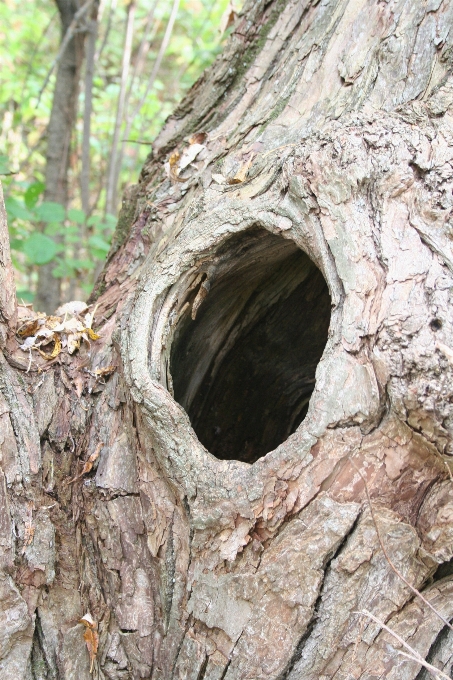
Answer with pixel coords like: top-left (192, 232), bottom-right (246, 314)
top-left (171, 228), bottom-right (331, 463)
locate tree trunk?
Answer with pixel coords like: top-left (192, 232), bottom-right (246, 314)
top-left (35, 0), bottom-right (86, 314)
top-left (3, 0), bottom-right (453, 678)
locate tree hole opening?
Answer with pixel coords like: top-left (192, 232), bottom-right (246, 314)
top-left (170, 228), bottom-right (331, 464)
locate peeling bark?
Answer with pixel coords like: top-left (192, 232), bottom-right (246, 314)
top-left (3, 0), bottom-right (453, 677)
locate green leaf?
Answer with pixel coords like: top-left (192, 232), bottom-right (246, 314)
top-left (88, 235), bottom-right (110, 253)
top-left (87, 215), bottom-right (102, 227)
top-left (23, 233), bottom-right (58, 265)
top-left (5, 197), bottom-right (34, 222)
top-left (16, 289), bottom-right (34, 303)
top-left (24, 181), bottom-right (45, 209)
top-left (9, 238), bottom-right (24, 252)
top-left (44, 222), bottom-right (65, 236)
top-left (51, 260), bottom-right (69, 279)
top-left (66, 258), bottom-right (95, 270)
top-left (35, 201), bottom-right (66, 223)
top-left (67, 208), bottom-right (86, 224)
top-left (104, 214), bottom-right (117, 229)
top-left (0, 155), bottom-right (12, 176)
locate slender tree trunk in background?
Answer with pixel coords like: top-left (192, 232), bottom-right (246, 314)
top-left (35, 0), bottom-right (86, 314)
top-left (81, 1), bottom-right (100, 216)
top-left (3, 0), bottom-right (453, 678)
top-left (105, 1), bottom-right (136, 217)
top-left (118, 0), bottom-right (180, 189)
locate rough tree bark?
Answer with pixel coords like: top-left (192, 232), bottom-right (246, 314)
top-left (2, 0), bottom-right (453, 678)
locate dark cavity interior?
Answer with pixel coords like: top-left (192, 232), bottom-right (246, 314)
top-left (170, 228), bottom-right (331, 464)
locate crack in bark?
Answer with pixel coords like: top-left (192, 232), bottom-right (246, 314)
top-left (414, 619), bottom-right (453, 680)
top-left (276, 510), bottom-right (362, 680)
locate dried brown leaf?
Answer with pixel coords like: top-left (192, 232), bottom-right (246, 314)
top-left (46, 315), bottom-right (64, 329)
top-left (168, 151), bottom-right (185, 182)
top-left (94, 365), bottom-right (116, 378)
top-left (22, 502), bottom-right (35, 554)
top-left (56, 300), bottom-right (88, 316)
top-left (84, 328), bottom-right (100, 341)
top-left (189, 132), bottom-right (207, 145)
top-left (38, 335), bottom-right (62, 360)
top-left (179, 143), bottom-right (205, 170)
top-left (219, 2), bottom-right (238, 34)
top-left (74, 374), bottom-right (84, 398)
top-left (80, 613), bottom-right (99, 673)
top-left (227, 155), bottom-right (255, 185)
top-left (17, 319), bottom-right (39, 338)
top-left (66, 443), bottom-right (103, 485)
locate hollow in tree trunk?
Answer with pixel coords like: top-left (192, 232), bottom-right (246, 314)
top-left (2, 0), bottom-right (453, 677)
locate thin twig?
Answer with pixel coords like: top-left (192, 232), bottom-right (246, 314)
top-left (358, 610), bottom-right (452, 680)
top-left (397, 650), bottom-right (452, 680)
top-left (120, 138), bottom-right (152, 144)
top-left (351, 460), bottom-right (453, 632)
top-left (21, 11), bottom-right (58, 95)
top-left (36, 0), bottom-right (95, 108)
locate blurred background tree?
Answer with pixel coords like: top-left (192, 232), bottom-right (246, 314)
top-left (0, 0), bottom-right (234, 311)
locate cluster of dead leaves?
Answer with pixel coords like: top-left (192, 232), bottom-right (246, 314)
top-left (80, 613), bottom-right (99, 673)
top-left (166, 133), bottom-right (261, 188)
top-left (16, 300), bottom-right (100, 364)
top-left (166, 132), bottom-right (208, 183)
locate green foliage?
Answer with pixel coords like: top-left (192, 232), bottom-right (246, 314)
top-left (22, 233), bottom-right (58, 265)
top-left (6, 185), bottom-right (115, 291)
top-left (1, 0), bottom-right (235, 301)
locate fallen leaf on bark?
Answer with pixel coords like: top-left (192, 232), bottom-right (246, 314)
top-left (219, 1), bottom-right (238, 34)
top-left (17, 318), bottom-right (40, 338)
top-left (189, 132), bottom-right (207, 145)
top-left (84, 327), bottom-right (100, 340)
top-left (74, 374), bottom-right (84, 398)
top-left (80, 613), bottom-right (99, 673)
top-left (94, 365), bottom-right (116, 378)
top-left (38, 335), bottom-right (62, 360)
top-left (66, 443), bottom-right (103, 485)
top-left (22, 502), bottom-right (35, 554)
top-left (166, 151), bottom-right (184, 182)
top-left (179, 142), bottom-right (205, 170)
top-left (227, 155), bottom-right (255, 184)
